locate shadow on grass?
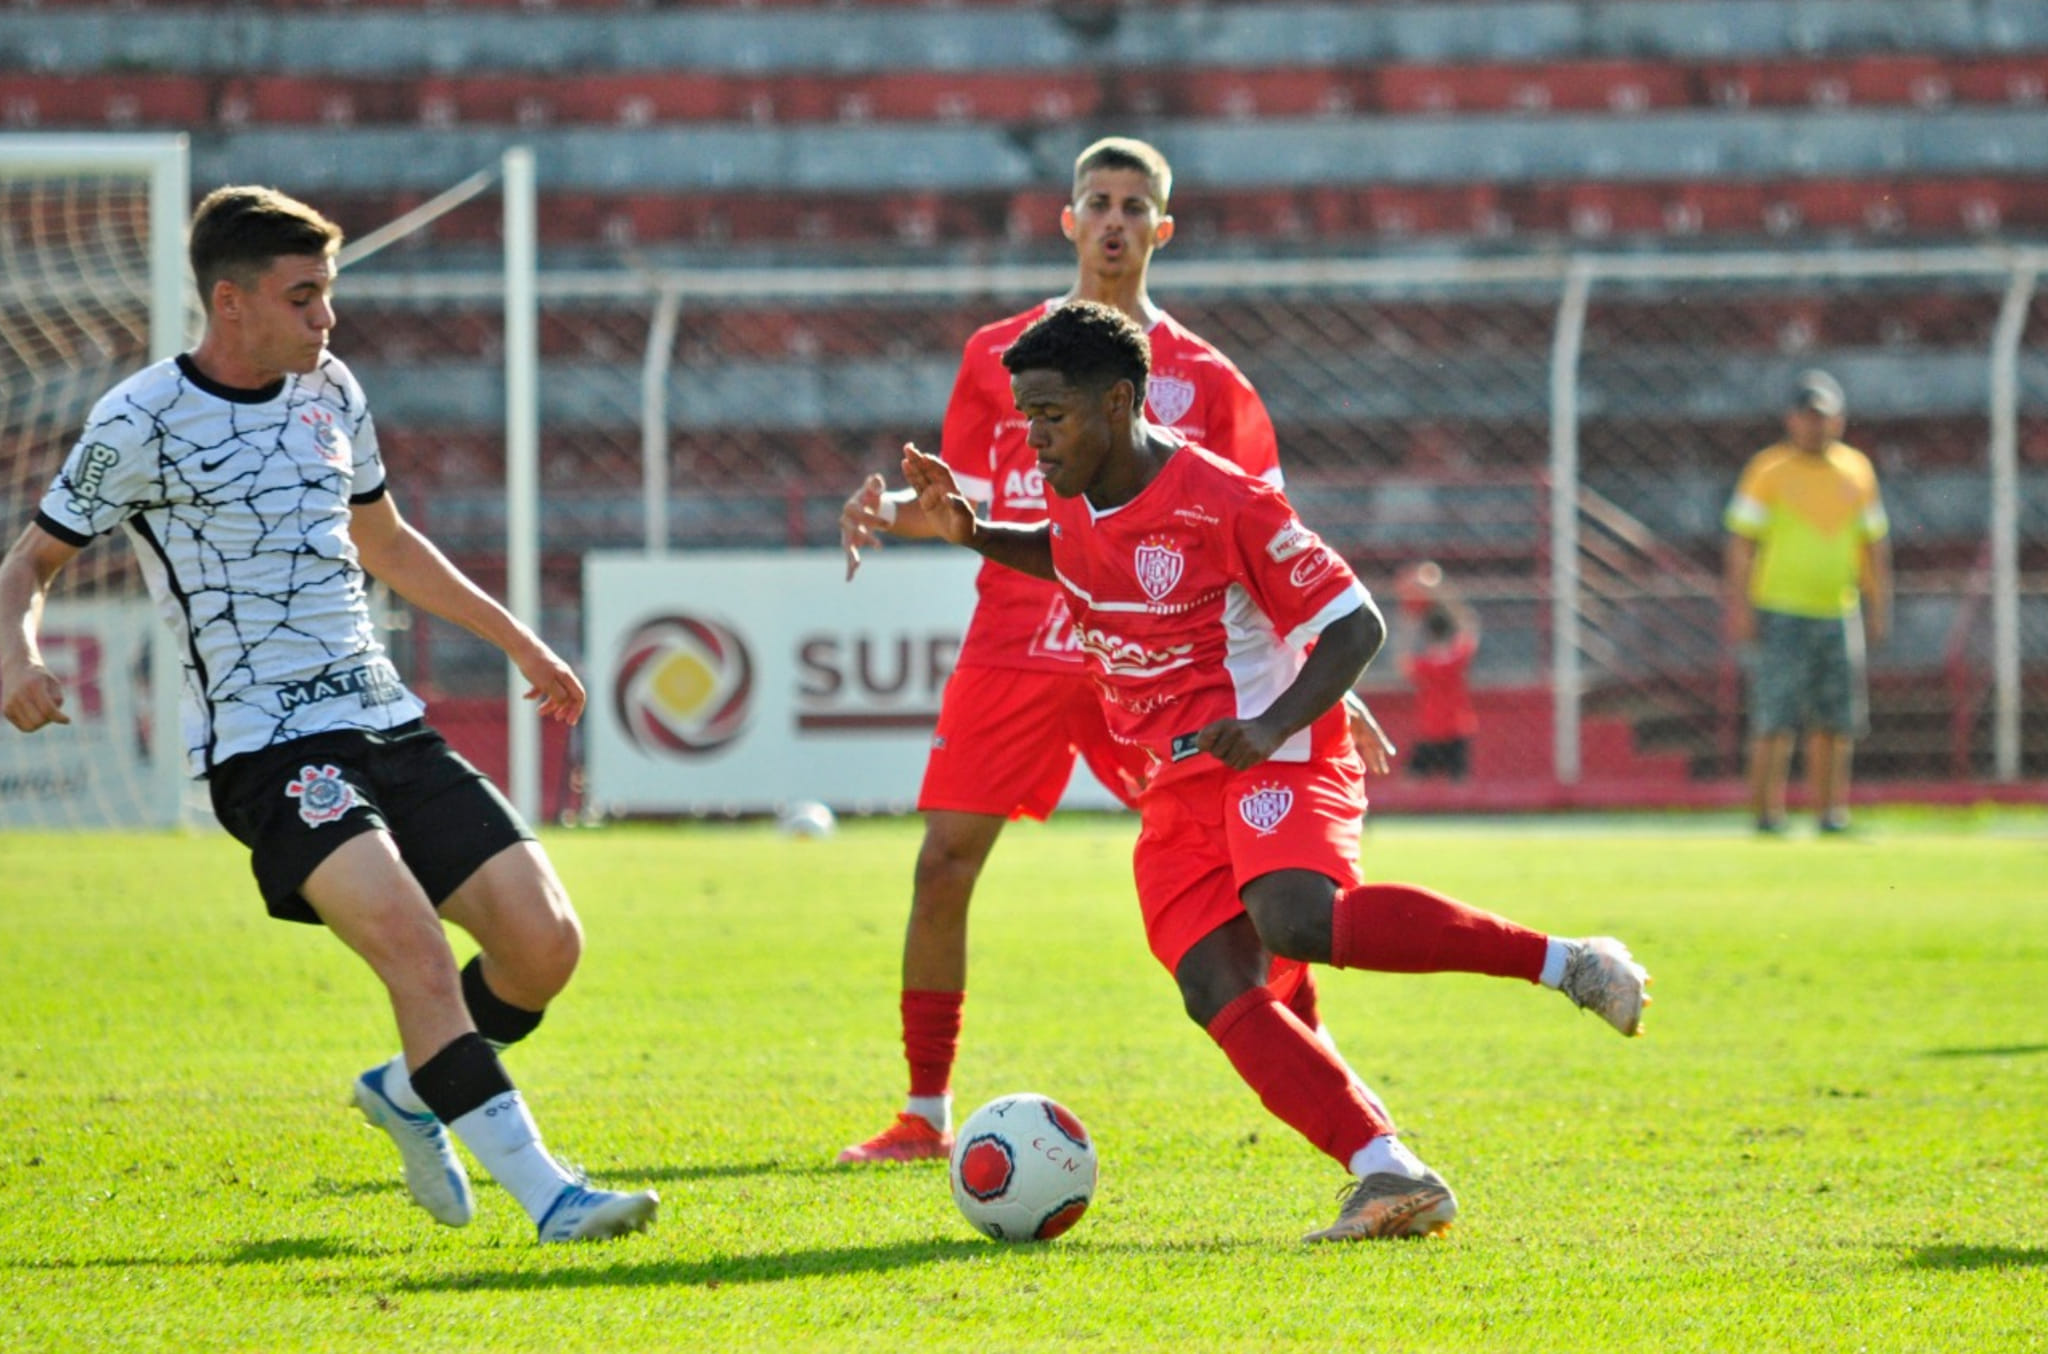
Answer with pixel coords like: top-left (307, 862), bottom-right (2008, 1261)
top-left (1908, 1244), bottom-right (2048, 1271)
top-left (1920, 1043), bottom-right (2048, 1059)
top-left (9, 1236), bottom-right (382, 1271)
top-left (397, 1238), bottom-right (992, 1291)
top-left (602, 1158), bottom-right (851, 1185)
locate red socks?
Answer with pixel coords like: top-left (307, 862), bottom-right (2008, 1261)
top-left (1331, 882), bottom-right (1547, 982)
top-left (901, 989), bottom-right (964, 1098)
top-left (1205, 987), bottom-right (1390, 1166)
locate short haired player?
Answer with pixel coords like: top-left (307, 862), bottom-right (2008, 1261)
top-left (835, 137), bottom-right (1393, 1164)
top-left (0, 186), bottom-right (657, 1242)
top-left (898, 300), bottom-right (1651, 1239)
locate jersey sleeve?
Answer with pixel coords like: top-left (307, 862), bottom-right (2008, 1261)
top-left (1723, 454), bottom-right (1773, 538)
top-left (34, 392), bottom-right (159, 546)
top-left (324, 356), bottom-right (388, 504)
top-left (939, 333), bottom-right (1002, 503)
top-left (1855, 456), bottom-right (1890, 542)
top-left (1206, 359), bottom-right (1282, 487)
top-left (1229, 479), bottom-right (1367, 650)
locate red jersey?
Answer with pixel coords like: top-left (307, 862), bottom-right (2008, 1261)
top-left (1403, 634), bottom-right (1479, 740)
top-left (941, 301), bottom-right (1280, 673)
top-left (1045, 443), bottom-right (1368, 787)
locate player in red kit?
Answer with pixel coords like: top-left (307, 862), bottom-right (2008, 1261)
top-left (900, 300), bottom-right (1651, 1240)
top-left (834, 139), bottom-right (1393, 1166)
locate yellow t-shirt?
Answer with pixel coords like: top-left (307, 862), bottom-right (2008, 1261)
top-left (1724, 441), bottom-right (1888, 618)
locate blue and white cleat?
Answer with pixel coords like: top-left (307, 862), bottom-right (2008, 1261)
top-left (536, 1184), bottom-right (661, 1243)
top-left (352, 1065), bottom-right (475, 1227)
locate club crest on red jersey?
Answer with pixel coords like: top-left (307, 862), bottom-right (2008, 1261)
top-left (286, 763), bottom-right (358, 827)
top-left (1237, 783), bottom-right (1294, 835)
top-left (1134, 538), bottom-right (1185, 603)
top-left (1146, 373), bottom-right (1196, 426)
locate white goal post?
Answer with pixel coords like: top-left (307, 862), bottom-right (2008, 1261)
top-left (0, 133), bottom-right (191, 828)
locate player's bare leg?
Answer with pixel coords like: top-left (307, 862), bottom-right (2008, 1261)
top-left (1807, 730), bottom-right (1855, 833)
top-left (313, 835), bottom-right (655, 1241)
top-left (839, 809), bottom-right (1006, 1164)
top-left (439, 841), bottom-right (584, 1027)
top-left (1748, 731), bottom-right (1795, 833)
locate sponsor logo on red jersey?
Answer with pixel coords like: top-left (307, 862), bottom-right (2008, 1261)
top-left (1265, 517), bottom-right (1317, 563)
top-left (1078, 624), bottom-right (1196, 677)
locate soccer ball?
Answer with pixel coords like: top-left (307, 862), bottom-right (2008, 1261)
top-left (776, 800), bottom-right (836, 839)
top-left (948, 1093), bottom-right (1098, 1242)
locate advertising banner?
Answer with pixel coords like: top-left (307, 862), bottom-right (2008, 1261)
top-left (0, 600), bottom-right (176, 828)
top-left (585, 550), bottom-right (1124, 816)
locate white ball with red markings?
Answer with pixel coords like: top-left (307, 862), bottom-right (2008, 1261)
top-left (948, 1093), bottom-right (1098, 1242)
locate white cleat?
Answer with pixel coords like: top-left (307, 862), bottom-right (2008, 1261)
top-left (352, 1066), bottom-right (475, 1227)
top-left (1303, 1169), bottom-right (1458, 1242)
top-left (536, 1184), bottom-right (661, 1243)
top-left (1560, 936), bottom-right (1652, 1037)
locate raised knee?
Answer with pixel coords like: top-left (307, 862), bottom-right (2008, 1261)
top-left (913, 836), bottom-right (987, 905)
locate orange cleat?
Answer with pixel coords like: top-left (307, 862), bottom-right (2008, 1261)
top-left (836, 1112), bottom-right (954, 1165)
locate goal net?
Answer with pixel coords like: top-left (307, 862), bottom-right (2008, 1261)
top-left (0, 135), bottom-right (191, 827)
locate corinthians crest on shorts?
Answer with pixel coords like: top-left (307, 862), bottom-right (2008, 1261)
top-left (286, 763), bottom-right (359, 827)
top-left (1237, 784), bottom-right (1294, 836)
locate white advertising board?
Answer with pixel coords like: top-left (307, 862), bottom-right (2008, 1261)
top-left (0, 599), bottom-right (178, 828)
top-left (584, 550), bottom-right (1124, 816)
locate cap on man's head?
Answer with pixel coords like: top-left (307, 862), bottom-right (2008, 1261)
top-left (1790, 370), bottom-right (1845, 417)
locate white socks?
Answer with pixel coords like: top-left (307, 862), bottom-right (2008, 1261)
top-left (1350, 1133), bottom-right (1430, 1181)
top-left (448, 1091), bottom-right (578, 1221)
top-left (379, 1053), bottom-right (432, 1115)
top-left (906, 1095), bottom-right (951, 1133)
top-left (1538, 938), bottom-right (1576, 989)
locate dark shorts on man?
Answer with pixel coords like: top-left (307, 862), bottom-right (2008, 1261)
top-left (208, 720), bottom-right (535, 924)
top-left (1408, 737), bottom-right (1471, 780)
top-left (1745, 608), bottom-right (1867, 738)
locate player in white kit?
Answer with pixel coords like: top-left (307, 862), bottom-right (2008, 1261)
top-left (0, 186), bottom-right (656, 1243)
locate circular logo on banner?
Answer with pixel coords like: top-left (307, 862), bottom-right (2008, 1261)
top-left (612, 615), bottom-right (753, 757)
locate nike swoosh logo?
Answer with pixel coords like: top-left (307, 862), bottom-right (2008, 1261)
top-left (198, 453), bottom-right (233, 473)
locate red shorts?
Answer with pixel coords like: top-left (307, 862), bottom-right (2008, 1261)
top-left (918, 664), bottom-right (1147, 818)
top-left (1130, 754), bottom-right (1367, 986)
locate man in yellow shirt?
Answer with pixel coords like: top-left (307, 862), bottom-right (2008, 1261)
top-left (1723, 371), bottom-right (1892, 835)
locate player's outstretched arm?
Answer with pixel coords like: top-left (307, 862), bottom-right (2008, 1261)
top-left (349, 494), bottom-right (586, 724)
top-left (901, 442), bottom-right (1055, 580)
top-left (0, 523), bottom-right (84, 732)
top-left (1194, 604), bottom-right (1385, 771)
top-left (840, 472), bottom-right (949, 581)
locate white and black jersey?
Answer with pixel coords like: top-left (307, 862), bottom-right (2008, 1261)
top-left (36, 352), bottom-right (426, 776)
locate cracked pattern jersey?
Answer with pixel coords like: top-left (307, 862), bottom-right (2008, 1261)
top-left (35, 352), bottom-right (426, 776)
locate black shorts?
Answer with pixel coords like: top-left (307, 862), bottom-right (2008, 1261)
top-left (1408, 737), bottom-right (1471, 780)
top-left (208, 720), bottom-right (535, 925)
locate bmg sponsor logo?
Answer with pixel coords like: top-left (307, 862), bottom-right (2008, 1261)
top-left (613, 615), bottom-right (753, 756)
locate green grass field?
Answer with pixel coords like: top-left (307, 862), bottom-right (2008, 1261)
top-left (3, 811), bottom-right (2045, 1353)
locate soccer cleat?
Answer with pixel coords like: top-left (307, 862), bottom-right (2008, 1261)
top-left (352, 1065), bottom-right (475, 1227)
top-left (536, 1184), bottom-right (661, 1243)
top-left (1303, 1169), bottom-right (1458, 1242)
top-left (1560, 936), bottom-right (1652, 1037)
top-left (836, 1112), bottom-right (954, 1165)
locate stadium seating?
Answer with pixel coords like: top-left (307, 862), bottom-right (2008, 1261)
top-left (9, 0), bottom-right (2043, 784)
